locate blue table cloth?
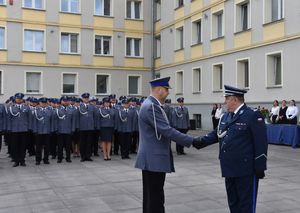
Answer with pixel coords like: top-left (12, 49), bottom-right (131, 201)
top-left (267, 124), bottom-right (300, 148)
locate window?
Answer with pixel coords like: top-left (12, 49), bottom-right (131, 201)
top-left (0, 0), bottom-right (6, 5)
top-left (0, 27), bottom-right (5, 49)
top-left (26, 72), bottom-right (42, 93)
top-left (95, 0), bottom-right (111, 16)
top-left (264, 0), bottom-right (283, 23)
top-left (176, 71), bottom-right (183, 94)
top-left (266, 52), bottom-right (282, 87)
top-left (213, 64), bottom-right (223, 91)
top-left (61, 32), bottom-right (79, 53)
top-left (24, 30), bottom-right (44, 52)
top-left (62, 73), bottom-right (77, 94)
top-left (154, 72), bottom-right (160, 79)
top-left (154, 0), bottom-right (161, 21)
top-left (175, 27), bottom-right (184, 50)
top-left (95, 35), bottom-right (111, 55)
top-left (237, 59), bottom-right (250, 89)
top-left (193, 67), bottom-right (201, 93)
top-left (23, 0), bottom-right (44, 9)
top-left (212, 10), bottom-right (224, 39)
top-left (192, 19), bottom-right (202, 45)
top-left (126, 38), bottom-right (142, 57)
top-left (126, 0), bottom-right (141, 19)
top-left (154, 36), bottom-right (161, 58)
top-left (61, 0), bottom-right (80, 13)
top-left (128, 75), bottom-right (141, 95)
top-left (175, 0), bottom-right (184, 8)
top-left (0, 71), bottom-right (2, 94)
top-left (96, 74), bottom-right (110, 94)
top-left (235, 1), bottom-right (250, 32)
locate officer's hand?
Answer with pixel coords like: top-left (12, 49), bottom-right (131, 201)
top-left (255, 170), bottom-right (265, 179)
top-left (192, 137), bottom-right (206, 149)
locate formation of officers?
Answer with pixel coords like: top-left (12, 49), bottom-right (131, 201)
top-left (0, 92), bottom-right (190, 167)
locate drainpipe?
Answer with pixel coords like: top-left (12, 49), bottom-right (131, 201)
top-left (151, 0), bottom-right (155, 79)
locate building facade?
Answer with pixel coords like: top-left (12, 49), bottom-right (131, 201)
top-left (0, 0), bottom-right (152, 102)
top-left (154, 0), bottom-right (300, 129)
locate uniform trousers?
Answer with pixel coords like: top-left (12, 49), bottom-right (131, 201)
top-left (35, 134), bottom-right (50, 162)
top-left (113, 130), bottom-right (120, 154)
top-left (11, 132), bottom-right (27, 164)
top-left (225, 175), bottom-right (259, 213)
top-left (57, 134), bottom-right (72, 161)
top-left (27, 131), bottom-right (36, 156)
top-left (80, 130), bottom-right (93, 160)
top-left (120, 132), bottom-right (131, 158)
top-left (4, 132), bottom-right (12, 156)
top-left (142, 170), bottom-right (166, 213)
top-left (50, 133), bottom-right (57, 158)
top-left (131, 131), bottom-right (139, 153)
top-left (92, 130), bottom-right (99, 155)
top-left (176, 129), bottom-right (188, 154)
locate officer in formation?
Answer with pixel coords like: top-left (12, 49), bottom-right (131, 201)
top-left (0, 92), bottom-right (149, 167)
top-left (194, 85), bottom-right (268, 213)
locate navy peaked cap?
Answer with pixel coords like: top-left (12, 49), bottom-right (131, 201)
top-left (81, 93), bottom-right (90, 98)
top-left (224, 85), bottom-right (247, 97)
top-left (149, 77), bottom-right (171, 88)
top-left (15, 93), bottom-right (24, 99)
top-left (177, 97), bottom-right (184, 103)
top-left (102, 97), bottom-right (110, 103)
top-left (39, 97), bottom-right (48, 103)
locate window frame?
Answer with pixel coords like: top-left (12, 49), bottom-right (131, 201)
top-left (191, 18), bottom-right (202, 45)
top-left (60, 0), bottom-right (81, 14)
top-left (23, 28), bottom-right (46, 52)
top-left (125, 37), bottom-right (143, 57)
top-left (192, 66), bottom-right (202, 93)
top-left (212, 63), bottom-right (224, 92)
top-left (211, 9), bottom-right (224, 40)
top-left (59, 31), bottom-right (80, 54)
top-left (127, 74), bottom-right (142, 96)
top-left (0, 26), bottom-right (7, 50)
top-left (236, 57), bottom-right (251, 89)
top-left (175, 70), bottom-right (184, 95)
top-left (95, 73), bottom-right (111, 95)
top-left (126, 0), bottom-right (143, 20)
top-left (265, 51), bottom-right (283, 88)
top-left (94, 0), bottom-right (113, 17)
top-left (0, 70), bottom-right (4, 95)
top-left (154, 35), bottom-right (161, 58)
top-left (263, 0), bottom-right (284, 24)
top-left (22, 0), bottom-right (45, 10)
top-left (234, 0), bottom-right (251, 33)
top-left (61, 72), bottom-right (78, 95)
top-left (24, 71), bottom-right (43, 95)
top-left (175, 26), bottom-right (184, 50)
top-left (94, 34), bottom-right (113, 56)
top-left (0, 0), bottom-right (6, 6)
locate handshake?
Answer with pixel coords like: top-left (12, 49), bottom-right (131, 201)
top-left (192, 137), bottom-right (207, 149)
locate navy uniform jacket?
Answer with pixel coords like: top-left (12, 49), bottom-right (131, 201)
top-left (163, 104), bottom-right (173, 127)
top-left (4, 104), bottom-right (11, 132)
top-left (28, 106), bottom-right (36, 131)
top-left (135, 96), bottom-right (193, 173)
top-left (33, 107), bottom-right (53, 135)
top-left (130, 106), bottom-right (139, 132)
top-left (54, 106), bottom-right (75, 134)
top-left (0, 104), bottom-right (5, 132)
top-left (172, 106), bottom-right (190, 129)
top-left (116, 108), bottom-right (134, 133)
top-left (98, 107), bottom-right (115, 128)
top-left (78, 103), bottom-right (97, 131)
top-left (201, 104), bottom-right (268, 178)
top-left (8, 104), bottom-right (30, 133)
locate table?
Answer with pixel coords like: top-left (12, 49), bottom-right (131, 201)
top-left (267, 124), bottom-right (300, 148)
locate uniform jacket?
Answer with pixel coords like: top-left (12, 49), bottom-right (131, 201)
top-left (8, 104), bottom-right (30, 133)
top-left (172, 106), bottom-right (190, 129)
top-left (163, 104), bottom-right (173, 127)
top-left (54, 105), bottom-right (75, 134)
top-left (201, 104), bottom-right (268, 177)
top-left (33, 107), bottom-right (53, 135)
top-left (135, 96), bottom-right (193, 173)
top-left (0, 104), bottom-right (5, 132)
top-left (116, 108), bottom-right (134, 133)
top-left (130, 106), bottom-right (139, 132)
top-left (98, 107), bottom-right (115, 128)
top-left (78, 103), bottom-right (97, 131)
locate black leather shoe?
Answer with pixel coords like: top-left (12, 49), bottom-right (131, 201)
top-left (43, 161), bottom-right (50, 165)
top-left (13, 162), bottom-right (19, 167)
top-left (80, 159), bottom-right (85, 162)
top-left (86, 158), bottom-right (93, 161)
top-left (66, 159), bottom-right (72, 163)
top-left (57, 160), bottom-right (62, 163)
top-left (20, 162), bottom-right (26, 167)
top-left (36, 162), bottom-right (40, 165)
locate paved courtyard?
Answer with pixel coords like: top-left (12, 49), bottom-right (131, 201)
top-left (0, 130), bottom-right (300, 213)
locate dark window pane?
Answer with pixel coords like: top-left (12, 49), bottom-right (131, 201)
top-left (134, 39), bottom-right (140, 56)
top-left (70, 34), bottom-right (78, 53)
top-left (97, 75), bottom-right (108, 94)
top-left (95, 36), bottom-right (102, 54)
top-left (104, 0), bottom-right (110, 16)
top-left (126, 38), bottom-right (131, 56)
top-left (103, 37), bottom-right (110, 55)
top-left (134, 2), bottom-right (140, 19)
top-left (129, 76), bottom-right (139, 94)
top-left (127, 1), bottom-right (131, 18)
top-left (244, 61), bottom-right (249, 88)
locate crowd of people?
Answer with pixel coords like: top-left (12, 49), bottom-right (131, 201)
top-left (0, 92), bottom-right (191, 167)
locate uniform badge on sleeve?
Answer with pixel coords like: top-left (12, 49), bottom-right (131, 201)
top-left (257, 118), bottom-right (263, 122)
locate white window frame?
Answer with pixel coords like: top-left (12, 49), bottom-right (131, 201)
top-left (234, 0), bottom-right (251, 33)
top-left (175, 70), bottom-right (184, 95)
top-left (265, 51), bottom-right (283, 88)
top-left (94, 0), bottom-right (113, 17)
top-left (0, 70), bottom-right (4, 95)
top-left (236, 57), bottom-right (250, 89)
top-left (126, 0), bottom-right (143, 20)
top-left (24, 71), bottom-right (43, 95)
top-left (60, 0), bottom-right (81, 14)
top-left (175, 26), bottom-right (184, 50)
top-left (61, 72), bottom-right (78, 95)
top-left (22, 0), bottom-right (45, 10)
top-left (263, 0), bottom-right (284, 24)
top-left (191, 18), bottom-right (202, 45)
top-left (94, 34), bottom-right (113, 56)
top-left (155, 0), bottom-right (161, 21)
top-left (175, 0), bottom-right (184, 9)
top-left (23, 28), bottom-right (46, 52)
top-left (59, 32), bottom-right (80, 54)
top-left (211, 9), bottom-right (224, 40)
top-left (95, 73), bottom-right (111, 95)
top-left (0, 26), bottom-right (7, 50)
top-left (212, 63), bottom-right (224, 92)
top-left (154, 35), bottom-right (161, 58)
top-left (125, 37), bottom-right (143, 57)
top-left (192, 66), bottom-right (202, 93)
top-left (127, 74), bottom-right (142, 96)
top-left (0, 0), bottom-right (6, 5)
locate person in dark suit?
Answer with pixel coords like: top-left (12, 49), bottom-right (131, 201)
top-left (211, 104), bottom-right (218, 129)
top-left (135, 77), bottom-right (202, 213)
top-left (278, 100), bottom-right (288, 124)
top-left (195, 85), bottom-right (268, 213)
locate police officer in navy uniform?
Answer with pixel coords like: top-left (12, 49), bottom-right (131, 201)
top-left (172, 97), bottom-right (190, 155)
top-left (129, 97), bottom-right (139, 154)
top-left (9, 93), bottom-right (30, 167)
top-left (135, 77), bottom-right (202, 213)
top-left (33, 97), bottom-right (53, 165)
top-left (195, 85), bottom-right (268, 213)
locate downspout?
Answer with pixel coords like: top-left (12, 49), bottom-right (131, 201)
top-left (151, 0), bottom-right (155, 79)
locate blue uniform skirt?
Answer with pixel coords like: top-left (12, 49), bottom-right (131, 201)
top-left (100, 127), bottom-right (114, 142)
